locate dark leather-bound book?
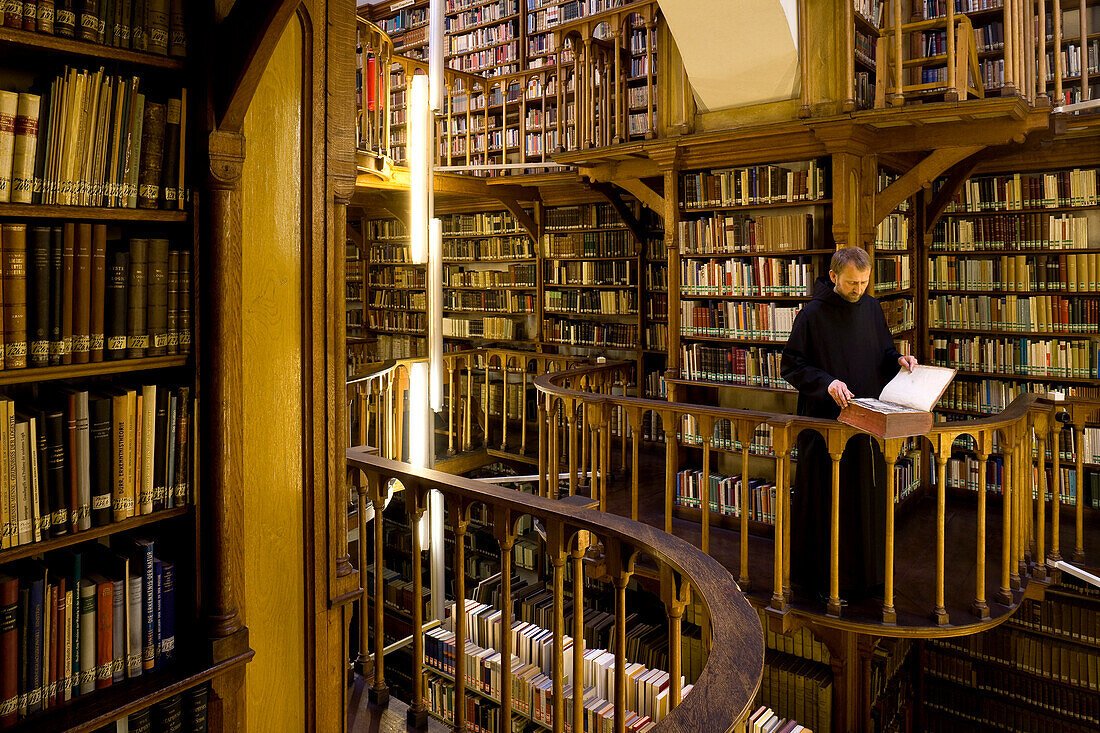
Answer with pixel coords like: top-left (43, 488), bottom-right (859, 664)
top-left (86, 572), bottom-right (112, 690)
top-left (88, 395), bottom-right (112, 526)
top-left (0, 574), bottom-right (16, 728)
top-left (19, 564), bottom-right (47, 714)
top-left (89, 224), bottom-right (106, 362)
top-left (1, 223), bottom-right (27, 370)
top-left (183, 684), bottom-right (208, 733)
top-left (78, 0), bottom-right (98, 41)
top-left (127, 238), bottom-right (147, 357)
top-left (130, 0), bottom-right (146, 51)
top-left (105, 245), bottom-right (128, 361)
top-left (61, 222), bottom-right (74, 365)
top-left (137, 102), bottom-right (165, 209)
top-left (146, 0), bottom-right (168, 54)
top-left (178, 250), bottom-right (190, 353)
top-left (129, 707), bottom-right (153, 733)
top-left (53, 0), bottom-right (74, 37)
top-left (171, 387), bottom-right (188, 506)
top-left (118, 0), bottom-right (131, 48)
top-left (151, 386), bottom-right (169, 511)
top-left (21, 0), bottom-right (35, 33)
top-left (48, 226), bottom-right (63, 365)
top-left (159, 99), bottom-right (180, 210)
top-left (72, 223), bottom-right (92, 364)
top-left (43, 410), bottom-right (69, 537)
top-left (3, 0), bottom-right (22, 28)
top-left (27, 226), bottom-right (51, 368)
top-left (146, 238), bottom-right (168, 356)
top-left (166, 250), bottom-right (178, 355)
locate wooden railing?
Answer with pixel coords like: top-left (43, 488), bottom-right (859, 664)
top-left (875, 11), bottom-right (984, 107)
top-left (534, 360), bottom-right (1100, 628)
top-left (346, 451), bottom-right (764, 733)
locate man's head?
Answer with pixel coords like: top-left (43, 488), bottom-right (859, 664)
top-left (829, 247), bottom-right (871, 303)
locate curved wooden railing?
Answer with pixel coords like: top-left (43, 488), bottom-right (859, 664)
top-left (534, 359), bottom-right (1100, 630)
top-left (347, 451), bottom-right (764, 733)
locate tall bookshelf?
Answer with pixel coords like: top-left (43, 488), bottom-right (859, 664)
top-left (0, 7), bottom-right (217, 731)
top-left (362, 217), bottom-right (428, 359)
top-left (875, 168), bottom-right (916, 358)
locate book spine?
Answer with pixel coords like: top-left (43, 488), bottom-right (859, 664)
top-left (145, 0), bottom-right (166, 54)
top-left (172, 387), bottom-right (188, 505)
top-left (36, 0), bottom-right (53, 33)
top-left (21, 0), bottom-right (34, 33)
top-left (25, 579), bottom-right (42, 715)
top-left (3, 1), bottom-right (22, 29)
top-left (94, 581), bottom-right (111, 690)
top-left (159, 98), bottom-right (180, 209)
top-left (0, 578), bottom-right (16, 726)
top-left (167, 0), bottom-right (184, 56)
top-left (88, 397), bottom-right (111, 526)
top-left (178, 250), bottom-right (190, 352)
top-left (130, 0), bottom-right (145, 51)
top-left (89, 225), bottom-right (106, 362)
top-left (2, 224), bottom-right (27, 370)
top-left (146, 238), bottom-right (168, 355)
top-left (137, 102), bottom-right (165, 209)
top-left (151, 387), bottom-right (167, 511)
top-left (75, 392), bottom-right (90, 530)
top-left (166, 249), bottom-right (178, 355)
top-left (72, 224), bottom-right (92, 364)
top-left (105, 247), bottom-right (128, 360)
top-left (77, 580), bottom-right (94, 694)
top-left (0, 92), bottom-right (17, 204)
top-left (126, 574), bottom-right (141, 678)
top-left (27, 227), bottom-right (51, 369)
top-left (60, 222), bottom-right (74, 365)
top-left (54, 0), bottom-right (73, 36)
top-left (110, 578), bottom-right (124, 683)
top-left (45, 411), bottom-right (68, 536)
top-left (48, 226), bottom-right (63, 365)
top-left (151, 558), bottom-right (161, 670)
top-left (127, 238), bottom-right (147, 357)
top-left (158, 561), bottom-right (173, 666)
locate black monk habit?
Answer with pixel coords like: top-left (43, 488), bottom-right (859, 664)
top-left (780, 275), bottom-right (901, 599)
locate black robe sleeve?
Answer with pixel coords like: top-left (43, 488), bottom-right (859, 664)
top-left (781, 309), bottom-right (835, 404)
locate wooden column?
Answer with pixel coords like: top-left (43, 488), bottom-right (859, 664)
top-left (1050, 422), bottom-right (1062, 562)
top-left (406, 491), bottom-right (427, 728)
top-left (630, 411), bottom-right (641, 521)
top-left (1011, 439), bottom-right (1023, 588)
top-left (354, 473), bottom-right (371, 673)
top-left (369, 472), bottom-right (389, 704)
top-left (550, 526), bottom-right (567, 733)
top-left (464, 360), bottom-right (473, 450)
top-left (739, 425), bottom-right (753, 588)
top-left (1003, 0), bottom-right (1017, 95)
top-left (1037, 0), bottom-right (1048, 103)
top-left (453, 512), bottom-right (469, 731)
top-left (613, 566), bottom-right (629, 733)
top-left (1080, 0), bottom-right (1089, 114)
top-left (1034, 420), bottom-right (1048, 581)
top-left (1073, 419), bottom-right (1085, 562)
top-left (882, 442), bottom-right (897, 625)
top-left (973, 447), bottom-right (991, 619)
top-left (538, 399), bottom-right (548, 498)
top-left (494, 508), bottom-right (516, 729)
top-left (612, 28), bottom-right (624, 143)
top-left (645, 20), bottom-right (656, 137)
top-left (583, 38), bottom-right (594, 149)
top-left (700, 416), bottom-right (713, 554)
top-left (568, 407), bottom-right (578, 496)
top-left (664, 412), bottom-right (677, 534)
top-left (333, 195), bottom-right (354, 579)
top-left (601, 418), bottom-right (611, 514)
top-left (446, 365), bottom-right (455, 454)
top-left (1053, 0), bottom-right (1063, 103)
top-left (934, 446), bottom-right (949, 625)
top-left (891, 0), bottom-right (903, 105)
top-left (571, 542), bottom-right (586, 733)
top-left (997, 439), bottom-right (1014, 605)
top-left (827, 445), bottom-right (843, 616)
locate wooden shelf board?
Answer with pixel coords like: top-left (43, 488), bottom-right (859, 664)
top-left (950, 369), bottom-right (1099, 385)
top-left (928, 288), bottom-right (1083, 295)
top-left (0, 355), bottom-right (189, 386)
top-left (665, 377), bottom-right (795, 393)
top-left (680, 198), bottom-right (831, 213)
top-left (542, 283), bottom-right (636, 289)
top-left (0, 26), bottom-right (185, 70)
top-left (941, 203), bottom-right (1100, 216)
top-left (446, 12), bottom-right (521, 35)
top-left (543, 254), bottom-right (638, 260)
top-left (929, 326), bottom-right (1100, 337)
top-left (445, 285), bottom-right (538, 290)
top-left (679, 333), bottom-right (790, 346)
top-left (679, 293), bottom-right (811, 301)
top-left (679, 249), bottom-right (834, 258)
top-left (0, 507), bottom-right (189, 565)
top-left (0, 204), bottom-right (187, 221)
top-left (929, 247), bottom-right (1100, 254)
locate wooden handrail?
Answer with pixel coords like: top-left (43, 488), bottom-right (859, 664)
top-left (347, 451), bottom-right (764, 732)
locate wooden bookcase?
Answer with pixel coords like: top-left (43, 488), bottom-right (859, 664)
top-left (0, 13), bottom-right (238, 732)
top-left (360, 216), bottom-right (428, 360)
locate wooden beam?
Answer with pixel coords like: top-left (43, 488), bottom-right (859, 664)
top-left (924, 154), bottom-right (985, 226)
top-left (873, 146), bottom-right (983, 225)
top-left (611, 178), bottom-right (664, 213)
top-left (498, 196), bottom-right (541, 243)
top-left (586, 181), bottom-right (647, 245)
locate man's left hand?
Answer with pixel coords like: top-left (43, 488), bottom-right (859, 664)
top-left (898, 355), bottom-right (918, 373)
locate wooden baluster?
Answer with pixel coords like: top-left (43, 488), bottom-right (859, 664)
top-left (1016, 0), bottom-right (1026, 96)
top-left (612, 28), bottom-right (623, 143)
top-left (373, 381), bottom-right (383, 458)
top-left (1035, 420), bottom-right (1048, 580)
top-left (1004, 0), bottom-right (1017, 94)
top-left (369, 472), bottom-right (389, 704)
top-left (1073, 418), bottom-right (1085, 562)
top-left (883, 441), bottom-right (898, 624)
top-left (630, 411), bottom-right (641, 521)
top-left (613, 566), bottom-right (629, 733)
top-left (453, 512), bottom-right (469, 731)
top-left (539, 400), bottom-right (548, 498)
top-left (550, 401), bottom-right (561, 499)
top-left (465, 83), bottom-right (472, 167)
top-left (447, 365), bottom-right (455, 454)
top-left (571, 540), bottom-right (586, 733)
top-left (446, 80), bottom-right (454, 167)
top-left (946, 0), bottom-right (957, 101)
top-left (973, 445), bottom-right (991, 619)
top-left (781, 442), bottom-right (792, 601)
top-left (1010, 440), bottom-right (1023, 589)
top-left (465, 359), bottom-right (473, 451)
top-left (591, 411), bottom-right (601, 505)
top-left (521, 370), bottom-right (529, 455)
top-left (584, 38), bottom-right (594, 148)
top-left (827, 442), bottom-right (843, 617)
top-left (998, 438), bottom-right (1014, 604)
top-left (645, 20), bottom-right (656, 137)
top-left (358, 385), bottom-right (368, 448)
top-left (700, 416), bottom-right (713, 554)
top-left (484, 358), bottom-right (492, 449)
top-left (354, 473), bottom-right (371, 674)
top-left (601, 418), bottom-right (611, 514)
top-left (1053, 0), bottom-right (1063, 103)
top-left (1037, 0), bottom-right (1048, 103)
top-left (556, 53), bottom-right (565, 152)
top-left (1081, 0), bottom-right (1090, 109)
top-left (892, 0), bottom-right (903, 105)
top-left (495, 509), bottom-right (516, 730)
top-left (799, 0), bottom-right (811, 115)
top-left (501, 363), bottom-right (509, 451)
top-left (581, 403), bottom-right (590, 487)
top-left (406, 490), bottom-right (427, 727)
top-left (664, 413), bottom-right (677, 534)
top-left (934, 440), bottom-right (949, 625)
top-left (1050, 421), bottom-right (1062, 562)
top-left (739, 423), bottom-right (752, 588)
top-left (620, 405), bottom-right (627, 473)
top-left (550, 527), bottom-right (567, 733)
top-left (843, 0), bottom-right (855, 110)
top-left (665, 596), bottom-right (684, 711)
top-left (568, 407), bottom-right (578, 497)
top-left (1024, 0), bottom-right (1035, 101)
top-left (395, 372), bottom-right (405, 461)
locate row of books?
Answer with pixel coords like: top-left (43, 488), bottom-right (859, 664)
top-left (932, 213), bottom-right (1088, 250)
top-left (928, 294), bottom-right (1100, 333)
top-left (1043, 41), bottom-right (1100, 82)
top-left (364, 243), bottom-right (415, 263)
top-left (938, 377), bottom-right (1100, 414)
top-left (928, 253), bottom-right (1100, 292)
top-left (874, 213), bottom-right (909, 250)
top-left (446, 265), bottom-right (536, 288)
top-left (446, 291), bottom-right (534, 313)
top-left (542, 231), bottom-right (635, 258)
top-left (930, 336), bottom-right (1100, 379)
top-left (680, 301), bottom-right (800, 341)
top-left (880, 298), bottom-right (913, 336)
top-left (744, 704), bottom-right (815, 733)
top-left (677, 214), bottom-right (814, 255)
top-left (369, 290), bottom-right (426, 310)
top-left (4, 0), bottom-right (185, 56)
top-left (675, 470), bottom-right (779, 524)
top-left (1, 227), bottom-right (191, 369)
top-left (544, 289), bottom-right (636, 315)
top-left (679, 344), bottom-right (791, 390)
top-left (365, 310), bottom-right (424, 333)
top-left (677, 418), bottom-right (781, 455)
top-left (646, 293), bottom-right (667, 320)
top-left (367, 269), bottom-right (425, 288)
top-left (679, 257), bottom-right (817, 297)
top-left (644, 263), bottom-right (667, 290)
top-left (443, 237), bottom-right (535, 262)
top-left (941, 168), bottom-right (1100, 212)
top-left (1011, 595), bottom-right (1100, 649)
top-left (445, 17), bottom-right (518, 56)
top-left (371, 334), bottom-right (424, 360)
top-left (442, 316), bottom-right (517, 340)
top-left (0, 73), bottom-right (186, 210)
top-left (543, 204), bottom-right (626, 231)
top-left (920, 0), bottom-right (1002, 19)
top-left (366, 219), bottom-right (409, 240)
top-left (644, 323), bottom-right (667, 350)
top-left (752, 651), bottom-right (832, 733)
top-left (98, 684), bottom-right (209, 733)
top-left (680, 162), bottom-right (827, 209)
top-left (872, 255), bottom-right (910, 292)
top-left (541, 319), bottom-right (637, 349)
top-left (0, 536), bottom-right (176, 725)
top-left (924, 648), bottom-right (1098, 728)
top-left (544, 261), bottom-right (633, 286)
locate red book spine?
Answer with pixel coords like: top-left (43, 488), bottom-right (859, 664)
top-left (96, 582), bottom-right (112, 690)
top-left (366, 56), bottom-right (377, 111)
top-left (0, 577), bottom-right (17, 727)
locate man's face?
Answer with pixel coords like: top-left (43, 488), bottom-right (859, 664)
top-left (830, 265), bottom-right (870, 303)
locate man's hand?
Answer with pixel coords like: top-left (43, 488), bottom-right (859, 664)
top-left (828, 379), bottom-right (854, 409)
top-left (898, 355), bottom-right (918, 373)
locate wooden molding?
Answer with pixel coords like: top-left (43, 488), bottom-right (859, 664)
top-left (610, 178), bottom-right (664, 214)
top-left (497, 196), bottom-right (541, 242)
top-left (585, 181), bottom-right (648, 245)
top-left (874, 146), bottom-right (984, 225)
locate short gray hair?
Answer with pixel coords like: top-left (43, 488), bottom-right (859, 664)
top-left (830, 246), bottom-right (871, 274)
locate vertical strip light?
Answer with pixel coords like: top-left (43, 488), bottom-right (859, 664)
top-left (409, 361), bottom-right (429, 469)
top-left (429, 0), bottom-right (444, 111)
top-left (409, 73), bottom-right (430, 264)
top-left (429, 218), bottom-right (444, 412)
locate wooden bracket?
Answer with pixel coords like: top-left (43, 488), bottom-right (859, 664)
top-left (611, 178), bottom-right (664, 213)
top-left (497, 195), bottom-right (541, 244)
top-left (924, 153), bottom-right (984, 226)
top-left (585, 181), bottom-right (648, 246)
top-left (874, 145), bottom-right (984, 225)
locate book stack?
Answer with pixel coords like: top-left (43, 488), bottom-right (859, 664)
top-left (932, 213), bottom-right (1088, 250)
top-left (0, 383), bottom-right (191, 547)
top-left (442, 236), bottom-right (534, 261)
top-left (943, 168), bottom-right (1099, 212)
top-left (679, 343), bottom-right (790, 389)
top-left (544, 289), bottom-right (636, 315)
top-left (680, 300), bottom-right (800, 341)
top-left (680, 162), bottom-right (826, 208)
top-left (873, 255), bottom-right (910, 292)
top-left (0, 71), bottom-right (186, 209)
top-left (442, 316), bottom-right (516, 340)
top-left (875, 213), bottom-right (909, 250)
top-left (543, 204), bottom-right (626, 231)
top-left (541, 319), bottom-right (636, 349)
top-left (928, 253), bottom-right (1100, 291)
top-left (542, 230), bottom-right (634, 258)
top-left (445, 264), bottom-right (537, 288)
top-left (675, 469), bottom-right (778, 524)
top-left (679, 257), bottom-right (817, 297)
top-left (931, 336), bottom-right (1100, 379)
top-left (366, 310), bottom-right (425, 334)
top-left (929, 294), bottom-right (1100, 332)
top-left (445, 290), bottom-right (533, 313)
top-left (0, 536), bottom-right (177, 725)
top-left (678, 213), bottom-right (814, 255)
top-left (543, 260), bottom-right (633, 286)
top-left (742, 705), bottom-right (816, 733)
top-left (2, 0), bottom-right (186, 56)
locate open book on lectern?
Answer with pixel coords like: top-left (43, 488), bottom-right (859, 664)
top-left (838, 365), bottom-right (957, 439)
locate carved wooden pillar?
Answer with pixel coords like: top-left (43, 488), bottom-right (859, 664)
top-left (1050, 422), bottom-right (1062, 563)
top-left (495, 509), bottom-right (516, 727)
top-left (571, 540), bottom-right (586, 733)
top-left (973, 445), bottom-right (991, 619)
top-left (355, 473), bottom-right (371, 673)
top-left (883, 443), bottom-right (898, 625)
top-left (334, 194), bottom-right (354, 580)
top-left (644, 20), bottom-right (656, 138)
top-left (827, 443), bottom-right (843, 617)
top-left (998, 436), bottom-right (1014, 605)
top-left (453, 511), bottom-right (469, 731)
top-left (612, 27), bottom-right (624, 144)
top-left (369, 472), bottom-right (389, 704)
top-left (1073, 416), bottom-right (1086, 562)
top-left (934, 441), bottom-right (949, 625)
top-left (204, 130), bottom-right (247, 650)
top-left (583, 37), bottom-right (594, 149)
top-left (1034, 414), bottom-right (1049, 581)
top-left (406, 488), bottom-right (427, 728)
top-left (612, 564), bottom-right (629, 733)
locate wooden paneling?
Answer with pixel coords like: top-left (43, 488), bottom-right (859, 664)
top-left (241, 18), bottom-right (307, 732)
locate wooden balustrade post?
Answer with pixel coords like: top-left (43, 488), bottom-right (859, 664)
top-left (1025, 0), bottom-right (1036, 102)
top-left (395, 372), bottom-right (406, 461)
top-left (601, 416), bottom-right (612, 514)
top-left (666, 599), bottom-right (684, 710)
top-left (843, 0), bottom-right (855, 110)
top-left (612, 28), bottom-right (624, 143)
top-left (934, 443), bottom-right (949, 625)
top-left (613, 566), bottom-right (629, 733)
top-left (571, 542), bottom-right (586, 733)
top-left (501, 364), bottom-right (510, 452)
top-left (827, 444), bottom-right (843, 617)
top-left (1016, 437), bottom-right (1028, 585)
top-left (406, 490), bottom-right (427, 728)
top-left (701, 427), bottom-right (712, 554)
top-left (1073, 418), bottom-right (1085, 562)
top-left (581, 403), bottom-right (590, 488)
top-left (373, 381), bottom-right (382, 457)
top-left (1003, 0), bottom-right (1017, 95)
top-left (453, 511), bottom-right (469, 732)
top-left (1034, 422), bottom-right (1048, 581)
top-left (882, 442), bottom-right (898, 625)
top-left (1080, 0), bottom-right (1088, 106)
top-left (368, 471), bottom-right (389, 704)
top-left (568, 406), bottom-right (578, 497)
top-left (645, 20), bottom-right (657, 137)
top-left (522, 370), bottom-right (529, 456)
top-left (465, 360), bottom-right (473, 451)
top-left (664, 413), bottom-right (677, 534)
top-left (446, 365), bottom-right (455, 454)
top-left (1037, 0), bottom-right (1049, 103)
top-left (998, 438), bottom-right (1014, 605)
top-left (550, 524), bottom-right (567, 733)
top-left (891, 0), bottom-right (904, 105)
top-left (620, 405), bottom-right (627, 473)
top-left (781, 445), bottom-right (792, 601)
top-left (973, 447), bottom-right (991, 619)
top-left (1010, 440), bottom-right (1023, 590)
top-left (484, 359), bottom-right (492, 449)
top-left (1050, 422), bottom-right (1062, 562)
top-left (1015, 0), bottom-right (1026, 97)
top-left (739, 424), bottom-right (753, 588)
top-left (494, 508), bottom-right (516, 729)
top-left (946, 0), bottom-right (958, 101)
top-left (583, 38), bottom-right (594, 149)
top-left (550, 401), bottom-right (561, 499)
top-left (630, 410), bottom-right (641, 521)
top-left (354, 473), bottom-right (371, 674)
top-left (539, 400), bottom-right (548, 498)
top-left (1053, 0), bottom-right (1063, 103)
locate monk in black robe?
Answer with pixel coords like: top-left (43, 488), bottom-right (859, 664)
top-left (780, 247), bottom-right (918, 601)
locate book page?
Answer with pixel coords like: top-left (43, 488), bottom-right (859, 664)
top-left (849, 398), bottom-right (923, 414)
top-left (877, 365), bottom-right (957, 412)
